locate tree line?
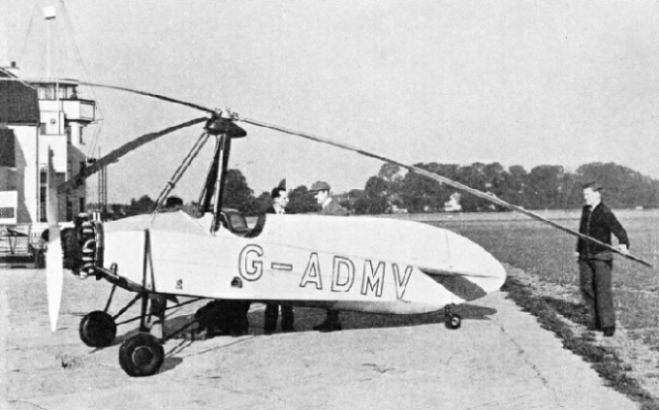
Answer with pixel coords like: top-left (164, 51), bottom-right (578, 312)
top-left (350, 161), bottom-right (659, 214)
top-left (98, 161), bottom-right (659, 219)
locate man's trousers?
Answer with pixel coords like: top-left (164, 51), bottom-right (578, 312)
top-left (579, 258), bottom-right (615, 330)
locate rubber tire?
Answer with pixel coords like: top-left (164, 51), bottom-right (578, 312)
top-left (79, 310), bottom-right (117, 347)
top-left (445, 314), bottom-right (462, 330)
top-left (119, 333), bottom-right (164, 377)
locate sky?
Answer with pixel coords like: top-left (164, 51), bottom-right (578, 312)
top-left (2, 0), bottom-right (659, 203)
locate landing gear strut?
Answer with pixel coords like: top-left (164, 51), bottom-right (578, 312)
top-left (444, 304), bottom-right (462, 330)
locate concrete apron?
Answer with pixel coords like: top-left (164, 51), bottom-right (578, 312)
top-left (1, 269), bottom-right (639, 410)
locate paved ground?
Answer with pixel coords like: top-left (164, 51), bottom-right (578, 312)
top-left (0, 269), bottom-right (641, 410)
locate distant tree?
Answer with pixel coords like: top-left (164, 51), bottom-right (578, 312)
top-left (375, 163), bottom-right (409, 211)
top-left (575, 162), bottom-right (659, 208)
top-left (222, 169), bottom-right (254, 214)
top-left (287, 185), bottom-right (318, 214)
top-left (526, 165), bottom-right (564, 209)
top-left (501, 165), bottom-right (528, 206)
top-left (455, 163), bottom-right (495, 211)
top-left (400, 164), bottom-right (443, 212)
top-left (557, 172), bottom-right (582, 209)
top-left (336, 189), bottom-right (365, 214)
top-left (125, 195), bottom-right (156, 216)
top-left (108, 203), bottom-right (126, 220)
top-left (250, 191), bottom-right (273, 215)
top-left (483, 162), bottom-right (507, 198)
top-left (362, 176), bottom-right (390, 214)
top-left (377, 163), bottom-right (405, 182)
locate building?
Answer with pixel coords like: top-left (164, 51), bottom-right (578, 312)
top-left (0, 66), bottom-right (96, 241)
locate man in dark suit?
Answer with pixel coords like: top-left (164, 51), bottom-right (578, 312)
top-left (263, 186), bottom-right (295, 334)
top-left (577, 182), bottom-right (629, 337)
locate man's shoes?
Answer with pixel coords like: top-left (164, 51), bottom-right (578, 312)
top-left (602, 327), bottom-right (615, 337)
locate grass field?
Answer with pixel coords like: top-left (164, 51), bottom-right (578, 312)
top-left (422, 209), bottom-right (659, 349)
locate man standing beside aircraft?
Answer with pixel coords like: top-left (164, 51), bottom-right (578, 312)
top-left (263, 186), bottom-right (296, 334)
top-left (577, 182), bottom-right (629, 337)
top-left (309, 181), bottom-right (348, 332)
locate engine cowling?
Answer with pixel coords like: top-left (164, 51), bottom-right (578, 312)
top-left (59, 215), bottom-right (104, 279)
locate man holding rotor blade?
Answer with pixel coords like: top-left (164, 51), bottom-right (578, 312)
top-left (577, 182), bottom-right (630, 338)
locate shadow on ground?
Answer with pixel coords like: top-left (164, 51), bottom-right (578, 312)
top-left (540, 297), bottom-right (594, 329)
top-left (158, 303), bottom-right (498, 340)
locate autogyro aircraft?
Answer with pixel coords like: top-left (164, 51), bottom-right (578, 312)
top-left (21, 79), bottom-right (650, 377)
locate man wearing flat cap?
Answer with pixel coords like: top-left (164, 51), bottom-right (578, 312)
top-left (309, 180), bottom-right (348, 332)
top-left (310, 181), bottom-right (348, 217)
top-left (577, 182), bottom-right (629, 338)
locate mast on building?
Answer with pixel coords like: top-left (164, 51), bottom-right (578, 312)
top-left (0, 3), bottom-right (98, 249)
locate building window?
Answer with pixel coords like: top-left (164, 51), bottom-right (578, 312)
top-left (40, 187), bottom-right (47, 222)
top-left (79, 197), bottom-right (85, 213)
top-left (65, 125), bottom-right (71, 143)
top-left (67, 161), bottom-right (72, 176)
top-left (66, 200), bottom-right (73, 221)
top-left (57, 85), bottom-right (67, 100)
top-left (37, 85), bottom-right (56, 100)
top-left (0, 207), bottom-right (15, 219)
top-left (39, 123), bottom-right (47, 135)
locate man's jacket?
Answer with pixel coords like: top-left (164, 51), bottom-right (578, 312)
top-left (577, 202), bottom-right (629, 257)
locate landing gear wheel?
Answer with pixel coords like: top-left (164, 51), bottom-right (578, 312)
top-left (79, 310), bottom-right (117, 347)
top-left (119, 333), bottom-right (164, 377)
top-left (445, 314), bottom-right (462, 330)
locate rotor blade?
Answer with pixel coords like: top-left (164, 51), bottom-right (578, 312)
top-left (240, 117), bottom-right (653, 269)
top-left (0, 78), bottom-right (216, 114)
top-left (75, 81), bottom-right (217, 114)
top-left (58, 117), bottom-right (208, 193)
top-left (46, 149), bottom-right (63, 332)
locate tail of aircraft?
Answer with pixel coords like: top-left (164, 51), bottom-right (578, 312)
top-left (46, 149), bottom-right (64, 332)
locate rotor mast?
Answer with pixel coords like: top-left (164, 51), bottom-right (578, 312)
top-left (195, 114), bottom-right (247, 231)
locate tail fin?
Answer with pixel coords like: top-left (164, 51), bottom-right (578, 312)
top-left (45, 149), bottom-right (63, 332)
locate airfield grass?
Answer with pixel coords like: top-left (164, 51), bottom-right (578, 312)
top-left (421, 210), bottom-right (659, 409)
top-left (428, 210), bottom-right (659, 347)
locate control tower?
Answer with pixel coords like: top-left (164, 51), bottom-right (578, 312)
top-left (0, 66), bottom-right (96, 236)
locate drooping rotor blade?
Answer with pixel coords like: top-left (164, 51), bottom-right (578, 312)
top-left (46, 149), bottom-right (63, 332)
top-left (75, 81), bottom-right (217, 114)
top-left (58, 117), bottom-right (208, 193)
top-left (240, 116), bottom-right (653, 268)
top-left (0, 78), bottom-right (217, 115)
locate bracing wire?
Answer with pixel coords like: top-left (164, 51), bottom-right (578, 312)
top-left (58, 0), bottom-right (105, 157)
top-left (18, 0), bottom-right (39, 64)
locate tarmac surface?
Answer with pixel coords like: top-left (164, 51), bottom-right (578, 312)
top-left (0, 268), bottom-right (641, 410)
